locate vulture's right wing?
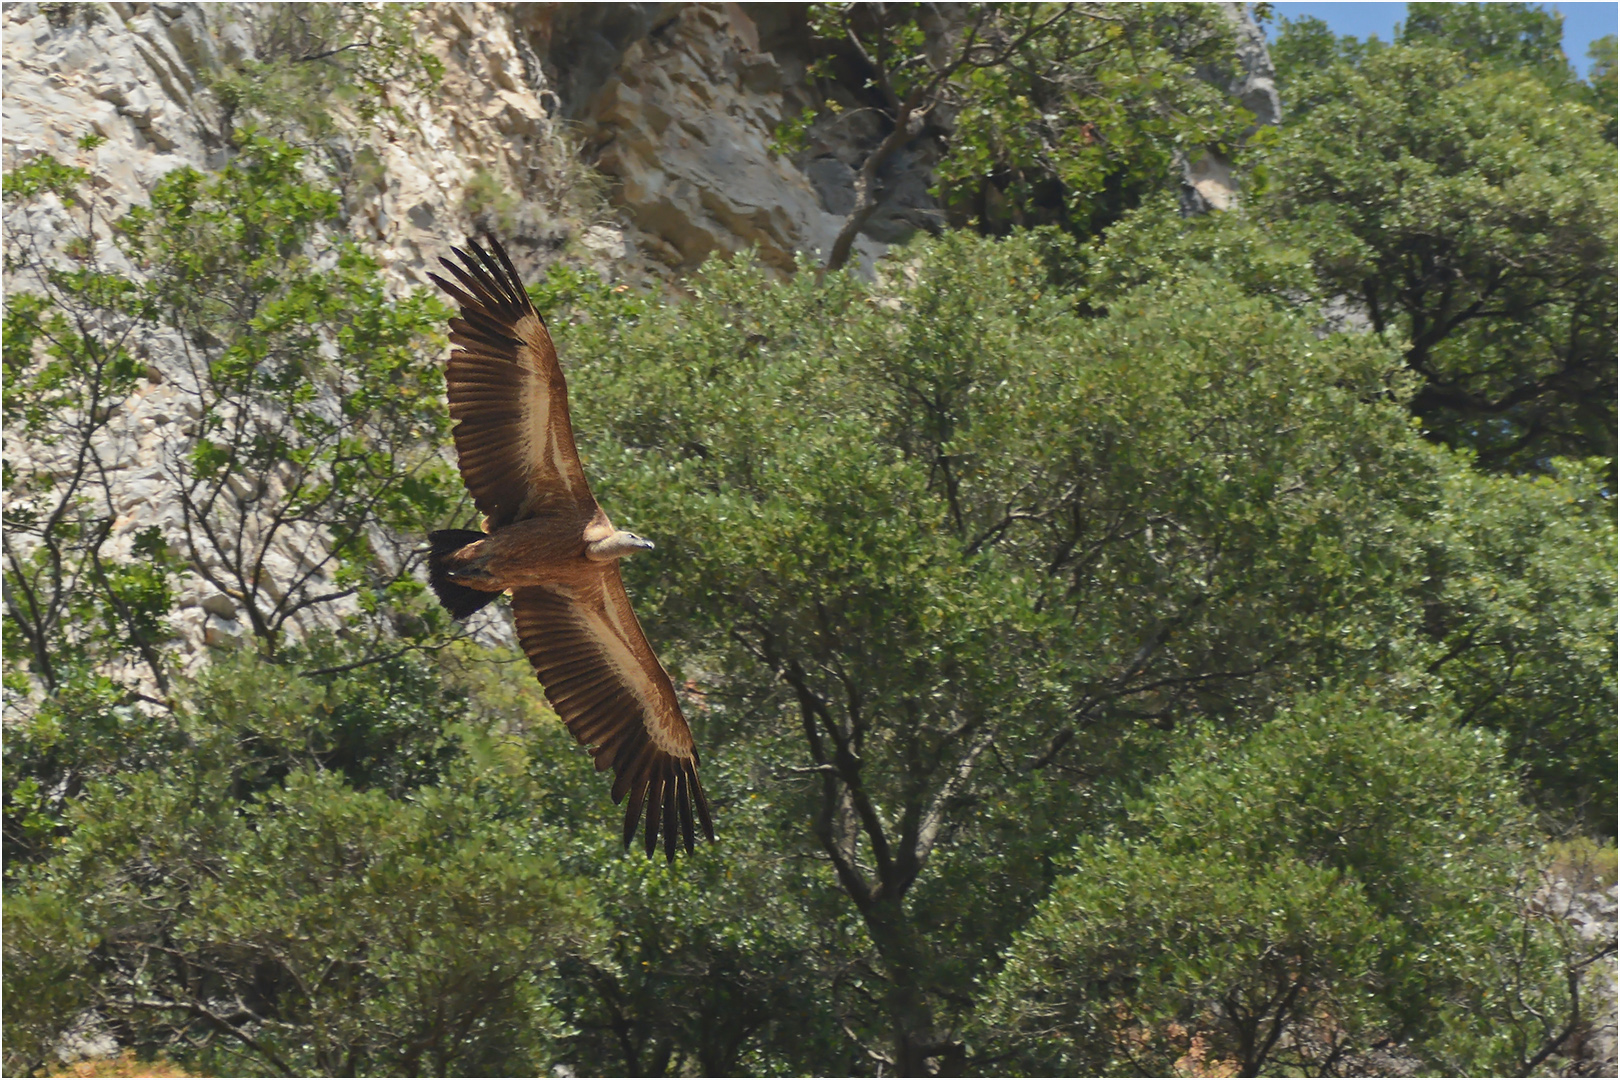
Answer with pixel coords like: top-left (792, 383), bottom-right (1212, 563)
top-left (510, 570), bottom-right (714, 860)
top-left (428, 237), bottom-right (594, 530)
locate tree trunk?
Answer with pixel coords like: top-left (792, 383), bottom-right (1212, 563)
top-left (825, 98), bottom-right (917, 273)
top-left (865, 896), bottom-right (960, 1076)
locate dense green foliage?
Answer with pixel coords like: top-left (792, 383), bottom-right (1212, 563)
top-left (794, 3), bottom-right (1255, 241)
top-left (984, 693), bottom-right (1570, 1076)
top-left (532, 223), bottom-right (1610, 1073)
top-left (206, 3), bottom-right (444, 143)
top-left (1421, 461), bottom-right (1616, 825)
top-left (5, 650), bottom-right (600, 1077)
top-left (1264, 4), bottom-right (1617, 469)
top-left (799, 2), bottom-right (1617, 468)
top-left (4, 3), bottom-right (1614, 1077)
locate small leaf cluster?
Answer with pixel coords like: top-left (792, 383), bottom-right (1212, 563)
top-left (934, 3), bottom-right (1249, 236)
top-left (797, 3), bottom-right (1256, 240)
top-left (205, 3), bottom-right (444, 143)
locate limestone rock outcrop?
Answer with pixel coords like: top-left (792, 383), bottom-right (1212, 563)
top-left (1180, 2), bottom-right (1281, 214)
top-left (3, 3), bottom-right (216, 202)
top-left (2, 2), bottom-right (624, 288)
top-left (3, 2), bottom-right (610, 668)
top-left (559, 3), bottom-right (884, 273)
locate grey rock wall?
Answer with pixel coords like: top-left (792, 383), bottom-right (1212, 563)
top-left (3, 2), bottom-right (592, 672)
top-left (1180, 2), bottom-right (1281, 215)
top-left (569, 3), bottom-right (883, 273)
top-left (4, 3), bottom-right (214, 200)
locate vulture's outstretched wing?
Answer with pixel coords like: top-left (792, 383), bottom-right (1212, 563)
top-left (428, 237), bottom-right (593, 529)
top-left (511, 572), bottom-right (714, 859)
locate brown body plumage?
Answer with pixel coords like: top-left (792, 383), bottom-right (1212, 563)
top-left (425, 236), bottom-right (714, 862)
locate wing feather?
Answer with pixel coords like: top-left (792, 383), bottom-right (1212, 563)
top-left (624, 778), bottom-right (651, 848)
top-left (509, 569), bottom-right (715, 860)
top-left (675, 772), bottom-right (694, 853)
top-left (644, 775), bottom-right (666, 858)
top-left (662, 778), bottom-right (678, 862)
top-left (429, 236), bottom-right (592, 530)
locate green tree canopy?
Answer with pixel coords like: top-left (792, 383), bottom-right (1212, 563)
top-left (1400, 1), bottom-right (1576, 83)
top-left (5, 666), bottom-right (603, 1076)
top-left (983, 692), bottom-right (1594, 1076)
top-left (788, 2), bottom-right (1256, 265)
top-left (524, 228), bottom-right (1610, 1070)
top-left (1263, 6), bottom-right (1617, 469)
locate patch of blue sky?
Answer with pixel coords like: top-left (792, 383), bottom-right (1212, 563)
top-left (1264, 2), bottom-right (1616, 77)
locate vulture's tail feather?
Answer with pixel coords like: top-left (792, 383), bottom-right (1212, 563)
top-left (427, 529), bottom-right (500, 619)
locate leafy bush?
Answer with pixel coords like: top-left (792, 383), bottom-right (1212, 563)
top-left (1421, 461), bottom-right (1616, 829)
top-left (984, 692), bottom-right (1589, 1076)
top-left (4, 648), bottom-right (602, 1078)
top-left (3, 131), bottom-right (459, 684)
top-left (206, 4), bottom-right (443, 141)
top-left (2, 133), bottom-right (469, 900)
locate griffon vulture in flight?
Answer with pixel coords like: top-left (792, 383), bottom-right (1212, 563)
top-left (425, 236), bottom-right (714, 862)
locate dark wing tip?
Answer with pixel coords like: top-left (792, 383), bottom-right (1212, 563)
top-left (431, 234), bottom-right (533, 322)
top-left (482, 234), bottom-right (544, 324)
top-left (427, 271), bottom-right (478, 312)
top-left (622, 777), bottom-right (649, 850)
top-left (462, 236), bottom-right (531, 313)
top-left (618, 762), bottom-right (714, 861)
top-left (692, 771), bottom-right (717, 843)
top-left (678, 772), bottom-right (696, 854)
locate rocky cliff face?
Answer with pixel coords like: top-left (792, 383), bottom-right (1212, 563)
top-left (5, 3), bottom-right (570, 284)
top-left (538, 2), bottom-right (886, 273)
top-left (0, 0), bottom-right (960, 673)
top-left (4, 1), bottom-right (1284, 288)
top-left (4, 2), bottom-right (596, 667)
top-left (2, 1), bottom-right (905, 306)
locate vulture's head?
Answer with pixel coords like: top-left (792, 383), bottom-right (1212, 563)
top-left (587, 530), bottom-right (656, 562)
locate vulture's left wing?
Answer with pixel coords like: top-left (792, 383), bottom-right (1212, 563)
top-left (510, 570), bottom-right (714, 860)
top-left (428, 237), bottom-right (594, 530)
